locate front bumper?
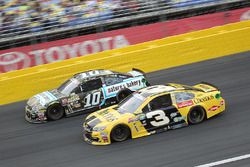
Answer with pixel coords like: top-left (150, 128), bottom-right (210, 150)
top-left (82, 125), bottom-right (110, 145)
top-left (25, 105), bottom-right (47, 123)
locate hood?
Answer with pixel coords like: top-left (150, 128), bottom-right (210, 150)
top-left (28, 89), bottom-right (64, 107)
top-left (86, 106), bottom-right (122, 125)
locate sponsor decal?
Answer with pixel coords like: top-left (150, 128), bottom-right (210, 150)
top-left (194, 95), bottom-right (214, 104)
top-left (101, 132), bottom-right (108, 142)
top-left (208, 100), bottom-right (225, 112)
top-left (0, 35), bottom-right (129, 73)
top-left (107, 80), bottom-right (141, 94)
top-left (67, 94), bottom-right (80, 103)
top-left (177, 100), bottom-right (194, 108)
top-left (128, 114), bottom-right (146, 123)
top-left (34, 91), bottom-right (57, 106)
top-left (73, 103), bottom-right (81, 108)
top-left (173, 116), bottom-right (186, 123)
top-left (61, 98), bottom-right (68, 105)
top-left (208, 106), bottom-right (219, 112)
top-left (37, 112), bottom-right (46, 121)
top-left (170, 112), bottom-right (178, 118)
top-left (128, 118), bottom-right (136, 123)
top-left (170, 123), bottom-right (187, 129)
top-left (133, 123), bottom-right (139, 132)
top-left (98, 109), bottom-right (117, 122)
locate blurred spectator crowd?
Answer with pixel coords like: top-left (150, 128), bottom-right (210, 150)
top-left (0, 0), bottom-right (223, 38)
top-left (0, 0), bottom-right (169, 37)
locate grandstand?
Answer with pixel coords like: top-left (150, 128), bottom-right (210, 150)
top-left (0, 0), bottom-right (249, 50)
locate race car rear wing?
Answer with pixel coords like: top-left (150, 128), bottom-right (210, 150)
top-left (128, 68), bottom-right (146, 77)
top-left (193, 82), bottom-right (220, 92)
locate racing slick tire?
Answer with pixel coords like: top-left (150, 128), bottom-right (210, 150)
top-left (116, 89), bottom-right (132, 102)
top-left (188, 106), bottom-right (206, 124)
top-left (111, 125), bottom-right (131, 142)
top-left (47, 104), bottom-right (65, 121)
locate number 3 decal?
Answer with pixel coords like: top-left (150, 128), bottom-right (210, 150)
top-left (146, 110), bottom-right (170, 127)
top-left (84, 92), bottom-right (101, 107)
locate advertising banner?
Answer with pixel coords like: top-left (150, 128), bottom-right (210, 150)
top-left (0, 7), bottom-right (249, 73)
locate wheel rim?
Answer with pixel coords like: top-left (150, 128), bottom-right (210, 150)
top-left (112, 125), bottom-right (129, 142)
top-left (48, 106), bottom-right (64, 120)
top-left (189, 109), bottom-right (204, 124)
top-left (114, 127), bottom-right (126, 140)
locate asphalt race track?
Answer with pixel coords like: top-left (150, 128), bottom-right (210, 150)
top-left (1, 51), bottom-right (250, 167)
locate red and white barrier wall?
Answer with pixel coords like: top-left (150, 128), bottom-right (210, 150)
top-left (0, 7), bottom-right (250, 73)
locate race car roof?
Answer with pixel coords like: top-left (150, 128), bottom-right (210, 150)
top-left (74, 69), bottom-right (114, 80)
top-left (138, 85), bottom-right (177, 98)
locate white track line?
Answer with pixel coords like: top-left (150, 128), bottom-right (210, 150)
top-left (195, 154), bottom-right (250, 167)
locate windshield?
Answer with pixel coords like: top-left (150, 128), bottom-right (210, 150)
top-left (57, 78), bottom-right (80, 95)
top-left (118, 93), bottom-right (146, 114)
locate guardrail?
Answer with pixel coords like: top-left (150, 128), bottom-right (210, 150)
top-left (0, 20), bottom-right (249, 105)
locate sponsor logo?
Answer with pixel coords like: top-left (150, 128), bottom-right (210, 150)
top-left (208, 100), bottom-right (225, 112)
top-left (98, 110), bottom-right (117, 122)
top-left (0, 35), bottom-right (129, 73)
top-left (194, 95), bottom-right (214, 104)
top-left (177, 100), bottom-right (194, 108)
top-left (170, 112), bottom-right (178, 118)
top-left (173, 116), bottom-right (185, 123)
top-left (240, 10), bottom-right (250, 21)
top-left (208, 106), bottom-right (219, 112)
top-left (128, 114), bottom-right (146, 123)
top-left (106, 79), bottom-right (141, 94)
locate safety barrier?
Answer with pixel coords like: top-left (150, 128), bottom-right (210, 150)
top-left (0, 20), bottom-right (250, 105)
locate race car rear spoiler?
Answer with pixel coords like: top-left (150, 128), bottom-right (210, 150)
top-left (194, 81), bottom-right (220, 92)
top-left (128, 68), bottom-right (146, 77)
top-left (132, 68), bottom-right (145, 75)
top-left (200, 82), bottom-right (220, 90)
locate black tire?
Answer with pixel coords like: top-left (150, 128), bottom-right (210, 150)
top-left (188, 107), bottom-right (206, 124)
top-left (47, 104), bottom-right (64, 121)
top-left (116, 89), bottom-right (132, 102)
top-left (111, 125), bottom-right (130, 142)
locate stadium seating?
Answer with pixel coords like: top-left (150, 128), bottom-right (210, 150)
top-left (0, 0), bottom-right (222, 38)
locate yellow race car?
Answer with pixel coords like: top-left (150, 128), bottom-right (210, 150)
top-left (83, 82), bottom-right (225, 145)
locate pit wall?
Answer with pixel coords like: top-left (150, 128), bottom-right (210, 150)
top-left (0, 20), bottom-right (250, 105)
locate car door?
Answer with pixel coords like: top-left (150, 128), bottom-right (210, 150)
top-left (79, 78), bottom-right (104, 110)
top-left (141, 94), bottom-right (185, 132)
top-left (61, 78), bottom-right (104, 114)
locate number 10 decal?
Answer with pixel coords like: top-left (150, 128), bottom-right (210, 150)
top-left (84, 92), bottom-right (101, 107)
top-left (146, 110), bottom-right (170, 127)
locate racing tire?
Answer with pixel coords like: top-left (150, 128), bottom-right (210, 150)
top-left (188, 107), bottom-right (206, 124)
top-left (47, 104), bottom-right (65, 121)
top-left (111, 125), bottom-right (130, 142)
top-left (116, 89), bottom-right (132, 102)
